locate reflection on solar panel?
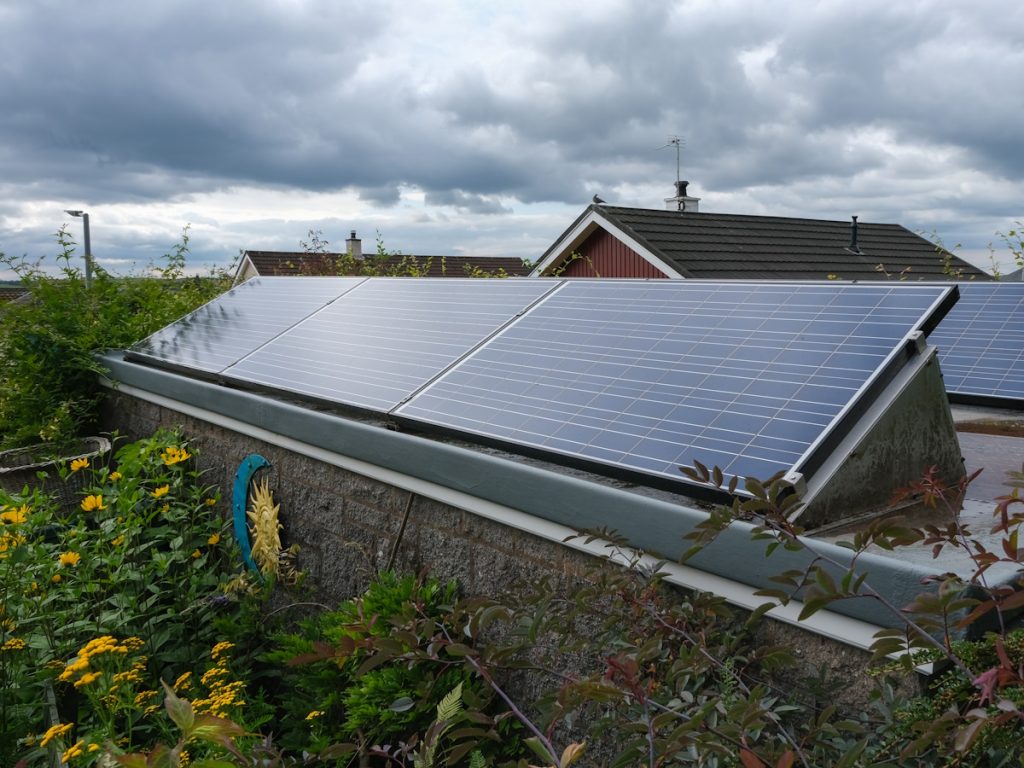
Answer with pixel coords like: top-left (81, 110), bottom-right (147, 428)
top-left (929, 282), bottom-right (1024, 406)
top-left (222, 279), bottom-right (558, 411)
top-left (129, 277), bottom-right (364, 373)
top-left (396, 281), bottom-right (953, 489)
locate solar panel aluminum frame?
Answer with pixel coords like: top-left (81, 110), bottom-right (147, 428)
top-left (393, 281), bottom-right (960, 504)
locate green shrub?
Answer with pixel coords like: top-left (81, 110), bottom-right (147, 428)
top-left (0, 226), bottom-right (232, 449)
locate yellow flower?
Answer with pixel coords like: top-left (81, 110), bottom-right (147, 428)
top-left (52, 573), bottom-right (62, 583)
top-left (152, 485), bottom-right (170, 499)
top-left (306, 709), bottom-right (324, 721)
top-left (1, 637), bottom-right (26, 651)
top-left (70, 457), bottom-right (89, 472)
top-left (204, 497), bottom-right (217, 506)
top-left (59, 551), bottom-right (81, 567)
top-left (191, 549), bottom-right (201, 559)
top-left (109, 471), bottom-right (122, 482)
top-left (81, 495), bottom-right (105, 512)
top-left (207, 532), bottom-right (221, 546)
top-left (40, 722), bottom-right (74, 748)
top-left (1, 505), bottom-right (28, 525)
top-left (174, 670), bottom-right (192, 690)
top-left (88, 744), bottom-right (100, 753)
top-left (161, 446), bottom-right (192, 466)
top-left (112, 535), bottom-right (124, 546)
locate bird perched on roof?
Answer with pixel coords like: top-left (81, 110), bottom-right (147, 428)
top-left (592, 194), bottom-right (606, 204)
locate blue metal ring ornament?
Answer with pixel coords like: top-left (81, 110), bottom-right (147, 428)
top-left (232, 454), bottom-right (271, 575)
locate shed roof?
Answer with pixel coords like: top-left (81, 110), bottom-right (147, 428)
top-left (536, 204), bottom-right (989, 281)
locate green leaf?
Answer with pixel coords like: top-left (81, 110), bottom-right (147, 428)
top-left (390, 696), bottom-right (415, 712)
top-left (161, 680), bottom-right (194, 736)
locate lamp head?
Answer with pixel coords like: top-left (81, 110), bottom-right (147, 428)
top-left (65, 209), bottom-right (84, 217)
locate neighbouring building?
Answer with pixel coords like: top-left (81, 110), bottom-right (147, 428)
top-left (235, 231), bottom-right (530, 284)
top-left (531, 182), bottom-right (988, 281)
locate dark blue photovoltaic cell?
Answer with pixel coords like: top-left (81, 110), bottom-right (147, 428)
top-left (928, 282), bottom-right (1024, 403)
top-left (396, 281), bottom-right (951, 486)
top-left (130, 277), bottom-right (364, 373)
top-left (222, 278), bottom-right (558, 411)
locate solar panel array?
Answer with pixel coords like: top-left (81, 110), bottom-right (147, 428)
top-left (928, 282), bottom-right (1024, 406)
top-left (395, 281), bottom-right (952, 485)
top-left (130, 277), bottom-right (954, 493)
top-left (222, 279), bottom-right (557, 411)
top-left (129, 277), bottom-right (364, 373)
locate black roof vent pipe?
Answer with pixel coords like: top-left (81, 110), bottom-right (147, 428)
top-left (846, 215), bottom-right (863, 255)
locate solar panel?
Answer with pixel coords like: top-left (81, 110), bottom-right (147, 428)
top-left (128, 277), bottom-right (364, 374)
top-left (395, 281), bottom-right (954, 490)
top-left (928, 282), bottom-right (1024, 406)
top-left (222, 278), bottom-right (559, 411)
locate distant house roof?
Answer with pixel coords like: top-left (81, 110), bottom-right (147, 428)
top-left (532, 204), bottom-right (989, 281)
top-left (0, 286), bottom-right (28, 304)
top-left (235, 251), bottom-right (530, 284)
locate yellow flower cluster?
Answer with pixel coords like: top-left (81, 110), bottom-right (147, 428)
top-left (1, 504), bottom-right (29, 524)
top-left (109, 658), bottom-right (148, 697)
top-left (39, 721), bottom-right (73, 748)
top-left (161, 445), bottom-right (192, 466)
top-left (211, 641), bottom-right (234, 660)
top-left (59, 635), bottom-right (144, 685)
top-left (134, 688), bottom-right (161, 716)
top-left (70, 457), bottom-right (89, 472)
top-left (81, 495), bottom-right (105, 512)
top-left (62, 739), bottom-right (85, 762)
top-left (193, 642), bottom-right (245, 718)
top-left (2, 637), bottom-right (26, 652)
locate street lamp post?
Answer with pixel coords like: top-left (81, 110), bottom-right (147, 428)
top-left (64, 210), bottom-right (93, 288)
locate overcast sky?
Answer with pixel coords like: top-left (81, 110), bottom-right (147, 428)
top-left (2, 0), bottom-right (1022, 279)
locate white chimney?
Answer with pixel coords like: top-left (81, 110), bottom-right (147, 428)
top-left (665, 180), bottom-right (700, 212)
top-left (346, 230), bottom-right (363, 260)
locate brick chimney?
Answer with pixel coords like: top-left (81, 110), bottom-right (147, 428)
top-left (346, 230), bottom-right (363, 260)
top-left (664, 180), bottom-right (700, 212)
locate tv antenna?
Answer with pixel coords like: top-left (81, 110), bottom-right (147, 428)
top-left (657, 135), bottom-right (684, 184)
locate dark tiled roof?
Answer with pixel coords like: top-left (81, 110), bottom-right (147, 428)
top-left (244, 251), bottom-right (530, 277)
top-left (590, 205), bottom-right (989, 280)
top-left (0, 286), bottom-right (27, 303)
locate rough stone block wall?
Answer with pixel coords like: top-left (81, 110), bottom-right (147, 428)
top-left (98, 390), bottom-right (918, 711)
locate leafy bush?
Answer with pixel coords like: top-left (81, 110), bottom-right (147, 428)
top-left (0, 226), bottom-right (232, 449)
top-left (265, 572), bottom-right (487, 752)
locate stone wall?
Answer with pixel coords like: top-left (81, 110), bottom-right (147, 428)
top-left (99, 389), bottom-right (920, 711)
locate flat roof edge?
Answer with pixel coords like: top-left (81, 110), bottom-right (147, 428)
top-left (98, 351), bottom-right (950, 631)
